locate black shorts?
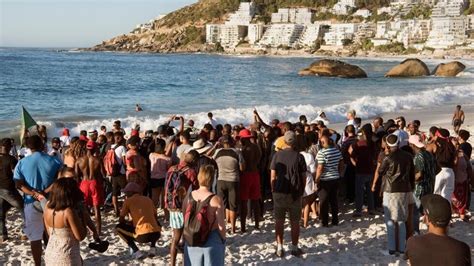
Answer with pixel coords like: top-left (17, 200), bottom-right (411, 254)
top-left (217, 180), bottom-right (239, 211)
top-left (453, 119), bottom-right (462, 127)
top-left (111, 175), bottom-right (127, 196)
top-left (150, 178), bottom-right (165, 188)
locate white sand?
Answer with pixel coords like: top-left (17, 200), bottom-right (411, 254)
top-left (1, 105), bottom-right (473, 265)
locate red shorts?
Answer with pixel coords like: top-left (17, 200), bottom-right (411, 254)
top-left (240, 172), bottom-right (261, 201)
top-left (80, 179), bottom-right (104, 207)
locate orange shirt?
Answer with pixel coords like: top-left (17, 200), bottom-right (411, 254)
top-left (121, 194), bottom-right (161, 235)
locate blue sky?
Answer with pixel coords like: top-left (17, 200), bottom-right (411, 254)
top-left (0, 0), bottom-right (196, 47)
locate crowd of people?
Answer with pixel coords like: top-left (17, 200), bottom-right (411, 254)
top-left (0, 107), bottom-right (472, 265)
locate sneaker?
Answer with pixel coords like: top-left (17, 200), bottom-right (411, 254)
top-left (388, 250), bottom-right (396, 255)
top-left (275, 249), bottom-right (284, 258)
top-left (290, 248), bottom-right (304, 257)
top-left (132, 250), bottom-right (147, 260)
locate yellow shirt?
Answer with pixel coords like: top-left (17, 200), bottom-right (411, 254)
top-left (121, 194), bottom-right (161, 235)
top-left (274, 136), bottom-right (289, 151)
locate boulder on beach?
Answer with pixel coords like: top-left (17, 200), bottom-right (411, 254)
top-left (298, 59), bottom-right (367, 78)
top-left (385, 58), bottom-right (430, 77)
top-left (432, 61), bottom-right (466, 77)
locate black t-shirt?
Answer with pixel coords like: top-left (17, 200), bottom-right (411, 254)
top-left (407, 233), bottom-right (471, 266)
top-left (270, 148), bottom-right (307, 194)
top-left (0, 154), bottom-right (18, 190)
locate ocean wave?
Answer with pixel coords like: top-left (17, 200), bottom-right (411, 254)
top-left (37, 84), bottom-right (473, 138)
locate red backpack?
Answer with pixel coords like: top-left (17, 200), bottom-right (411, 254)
top-left (165, 166), bottom-right (189, 210)
top-left (183, 193), bottom-right (215, 247)
top-left (104, 146), bottom-right (121, 177)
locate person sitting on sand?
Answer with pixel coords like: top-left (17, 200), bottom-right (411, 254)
top-left (0, 138), bottom-right (23, 243)
top-left (378, 134), bottom-right (415, 256)
top-left (13, 135), bottom-right (62, 266)
top-left (182, 165), bottom-right (226, 266)
top-left (452, 105), bottom-right (465, 134)
top-left (270, 131), bottom-right (307, 257)
top-left (75, 140), bottom-right (105, 236)
top-left (406, 194), bottom-right (471, 265)
top-left (116, 182), bottom-right (161, 260)
top-left (43, 178), bottom-right (87, 265)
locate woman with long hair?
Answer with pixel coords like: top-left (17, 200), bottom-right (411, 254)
top-left (43, 178), bottom-right (87, 265)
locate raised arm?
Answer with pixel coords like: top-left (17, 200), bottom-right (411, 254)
top-left (253, 109), bottom-right (270, 129)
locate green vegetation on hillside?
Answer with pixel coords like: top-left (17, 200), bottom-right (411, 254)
top-left (402, 4), bottom-right (432, 19)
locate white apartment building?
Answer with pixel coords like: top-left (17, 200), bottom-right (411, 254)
top-left (206, 24), bottom-right (221, 44)
top-left (432, 1), bottom-right (464, 17)
top-left (248, 24), bottom-right (265, 44)
top-left (396, 19), bottom-right (431, 48)
top-left (354, 8), bottom-right (372, 18)
top-left (323, 23), bottom-right (359, 46)
top-left (426, 16), bottom-right (467, 49)
top-left (390, 0), bottom-right (415, 8)
top-left (332, 0), bottom-right (356, 15)
top-left (298, 23), bottom-right (327, 47)
top-left (258, 24), bottom-right (305, 47)
top-left (377, 7), bottom-right (393, 15)
top-left (226, 2), bottom-right (256, 25)
top-left (218, 25), bottom-right (248, 47)
top-left (271, 8), bottom-right (313, 24)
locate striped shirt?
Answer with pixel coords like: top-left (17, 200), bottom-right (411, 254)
top-left (316, 147), bottom-right (342, 181)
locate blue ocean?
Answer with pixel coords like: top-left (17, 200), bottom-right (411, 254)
top-left (1, 48), bottom-right (473, 137)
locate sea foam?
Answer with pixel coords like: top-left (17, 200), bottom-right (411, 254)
top-left (37, 84), bottom-right (474, 138)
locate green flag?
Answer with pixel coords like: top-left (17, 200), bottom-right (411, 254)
top-left (20, 106), bottom-right (37, 146)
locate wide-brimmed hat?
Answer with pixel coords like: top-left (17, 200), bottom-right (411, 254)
top-left (408, 135), bottom-right (424, 148)
top-left (192, 139), bottom-right (212, 154)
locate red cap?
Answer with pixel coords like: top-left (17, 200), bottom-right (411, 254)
top-left (86, 140), bottom-right (98, 150)
top-left (238, 129), bottom-right (252, 139)
top-left (131, 129), bottom-right (139, 137)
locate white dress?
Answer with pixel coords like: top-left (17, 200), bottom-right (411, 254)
top-left (300, 151), bottom-right (317, 197)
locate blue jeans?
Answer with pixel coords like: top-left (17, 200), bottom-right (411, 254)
top-left (184, 230), bottom-right (225, 266)
top-left (383, 198), bottom-right (406, 252)
top-left (0, 188), bottom-right (24, 237)
top-left (355, 174), bottom-right (374, 213)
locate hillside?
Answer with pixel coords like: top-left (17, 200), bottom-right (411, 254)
top-left (87, 0), bottom-right (391, 53)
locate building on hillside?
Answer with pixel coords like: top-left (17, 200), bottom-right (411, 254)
top-left (271, 8), bottom-right (313, 24)
top-left (298, 23), bottom-right (329, 47)
top-left (332, 0), bottom-right (356, 15)
top-left (354, 23), bottom-right (376, 43)
top-left (353, 8), bottom-right (372, 18)
top-left (426, 16), bottom-right (467, 49)
top-left (258, 24), bottom-right (305, 48)
top-left (396, 19), bottom-right (431, 48)
top-left (377, 7), bottom-right (393, 15)
top-left (323, 23), bottom-right (359, 46)
top-left (248, 24), bottom-right (265, 44)
top-left (226, 1), bottom-right (256, 25)
top-left (371, 38), bottom-right (391, 46)
top-left (390, 0), bottom-right (416, 8)
top-left (218, 25), bottom-right (248, 47)
top-left (206, 24), bottom-right (221, 44)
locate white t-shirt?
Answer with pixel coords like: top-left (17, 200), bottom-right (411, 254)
top-left (208, 118), bottom-right (218, 128)
top-left (60, 136), bottom-right (71, 147)
top-left (111, 144), bottom-right (127, 175)
top-left (301, 151), bottom-right (316, 196)
top-left (176, 144), bottom-right (193, 161)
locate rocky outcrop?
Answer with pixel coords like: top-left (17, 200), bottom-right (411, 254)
top-left (298, 59), bottom-right (367, 78)
top-left (385, 58), bottom-right (430, 77)
top-left (432, 61), bottom-right (466, 77)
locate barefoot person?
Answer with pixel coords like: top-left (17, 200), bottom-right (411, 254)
top-left (238, 129), bottom-right (261, 232)
top-left (270, 131), bottom-right (307, 257)
top-left (43, 178), bottom-right (87, 265)
top-left (75, 140), bottom-right (105, 235)
top-left (13, 135), bottom-right (62, 266)
top-left (452, 105), bottom-right (464, 134)
top-left (0, 138), bottom-right (23, 243)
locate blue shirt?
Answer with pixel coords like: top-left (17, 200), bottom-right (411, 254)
top-left (13, 152), bottom-right (61, 204)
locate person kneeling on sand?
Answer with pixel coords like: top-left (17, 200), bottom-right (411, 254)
top-left (116, 182), bottom-right (162, 260)
top-left (406, 194), bottom-right (471, 265)
top-left (270, 131), bottom-right (307, 257)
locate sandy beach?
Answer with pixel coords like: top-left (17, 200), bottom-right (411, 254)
top-left (1, 104), bottom-right (473, 265)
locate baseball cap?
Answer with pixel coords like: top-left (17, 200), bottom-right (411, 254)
top-left (386, 134), bottom-right (399, 147)
top-left (408, 135), bottom-right (424, 148)
top-left (421, 194), bottom-right (452, 227)
top-left (86, 140), bottom-right (98, 150)
top-left (238, 129), bottom-right (252, 139)
top-left (284, 131), bottom-right (296, 146)
top-left (88, 129), bottom-right (98, 136)
top-left (121, 182), bottom-right (142, 194)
